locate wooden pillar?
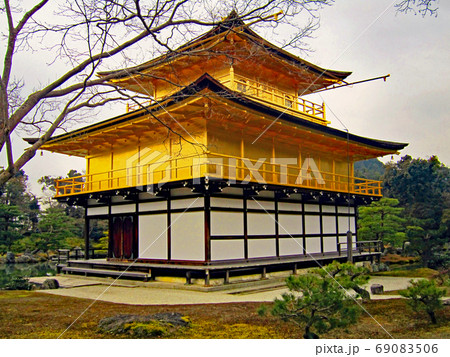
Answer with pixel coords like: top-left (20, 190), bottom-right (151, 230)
top-left (261, 267), bottom-right (267, 280)
top-left (186, 271), bottom-right (192, 285)
top-left (347, 230), bottom-right (353, 263)
top-left (204, 193), bottom-right (211, 263)
top-left (301, 202), bottom-right (306, 255)
top-left (167, 192), bottom-right (171, 261)
top-left (230, 65), bottom-right (235, 90)
top-left (224, 270), bottom-right (230, 284)
top-left (319, 203), bottom-right (324, 255)
top-left (243, 194), bottom-right (248, 260)
top-left (275, 197), bottom-right (279, 257)
top-left (84, 207), bottom-right (90, 260)
top-left (205, 269), bottom-right (210, 286)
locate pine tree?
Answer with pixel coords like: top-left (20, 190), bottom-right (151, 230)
top-left (261, 269), bottom-right (360, 338)
top-left (358, 198), bottom-right (406, 248)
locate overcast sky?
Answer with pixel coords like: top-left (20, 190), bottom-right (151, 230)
top-left (1, 0), bottom-right (449, 195)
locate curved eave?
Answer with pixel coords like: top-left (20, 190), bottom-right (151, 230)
top-left (178, 74), bottom-right (407, 153)
top-left (98, 17), bottom-right (350, 86)
top-left (38, 73), bottom-right (407, 155)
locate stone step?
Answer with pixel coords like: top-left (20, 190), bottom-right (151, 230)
top-left (61, 266), bottom-right (150, 281)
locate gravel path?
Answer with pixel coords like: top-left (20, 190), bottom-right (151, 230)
top-left (35, 275), bottom-right (435, 305)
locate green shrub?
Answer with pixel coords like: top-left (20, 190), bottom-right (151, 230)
top-left (3, 276), bottom-right (32, 291)
top-left (399, 279), bottom-right (445, 324)
top-left (260, 272), bottom-right (360, 338)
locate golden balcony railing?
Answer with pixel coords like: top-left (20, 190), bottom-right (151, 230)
top-left (126, 100), bottom-right (154, 112)
top-left (220, 73), bottom-right (328, 125)
top-left (55, 153), bottom-right (382, 198)
top-left (124, 73), bottom-right (328, 125)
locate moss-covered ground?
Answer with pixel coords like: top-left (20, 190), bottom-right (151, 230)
top-left (0, 290), bottom-right (448, 339)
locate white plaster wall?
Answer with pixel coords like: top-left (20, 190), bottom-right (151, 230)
top-left (305, 237), bottom-right (321, 254)
top-left (247, 199), bottom-right (274, 210)
top-left (278, 214), bottom-right (302, 235)
top-left (211, 240), bottom-right (245, 261)
top-left (304, 215), bottom-right (320, 234)
top-left (139, 200), bottom-right (167, 212)
top-left (139, 214), bottom-right (168, 259)
top-left (279, 238), bottom-right (304, 256)
top-left (171, 197), bottom-right (204, 209)
top-left (111, 204), bottom-right (136, 214)
top-left (278, 202), bottom-right (302, 211)
top-left (338, 206), bottom-right (355, 214)
top-left (304, 204), bottom-right (320, 212)
top-left (322, 216), bottom-right (336, 234)
top-left (322, 205), bottom-right (336, 213)
top-left (211, 211), bottom-right (243, 236)
top-left (211, 197), bottom-right (243, 209)
top-left (171, 211), bottom-right (205, 261)
top-left (323, 236), bottom-right (337, 253)
top-left (338, 216), bottom-right (356, 234)
top-left (247, 213), bottom-right (275, 235)
top-left (87, 206), bottom-right (108, 216)
top-left (248, 239), bottom-right (276, 258)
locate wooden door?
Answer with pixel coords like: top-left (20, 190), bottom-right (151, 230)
top-left (122, 216), bottom-right (134, 259)
top-left (112, 217), bottom-right (123, 259)
top-left (110, 215), bottom-right (135, 260)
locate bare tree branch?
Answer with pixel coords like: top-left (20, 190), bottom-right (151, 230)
top-left (395, 0), bottom-right (438, 17)
top-left (0, 0), bottom-right (334, 185)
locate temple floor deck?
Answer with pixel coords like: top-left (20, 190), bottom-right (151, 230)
top-left (59, 250), bottom-right (380, 286)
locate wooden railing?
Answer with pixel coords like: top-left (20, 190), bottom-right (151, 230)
top-left (126, 100), bottom-right (154, 112)
top-left (55, 153), bottom-right (382, 197)
top-left (337, 240), bottom-right (382, 256)
top-left (124, 73), bottom-right (327, 125)
top-left (56, 248), bottom-right (108, 264)
top-left (220, 73), bottom-right (328, 125)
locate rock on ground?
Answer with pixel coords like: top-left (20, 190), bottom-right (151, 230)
top-left (371, 284), bottom-right (384, 295)
top-left (98, 312), bottom-right (190, 338)
top-left (41, 279), bottom-right (59, 290)
top-left (6, 252), bottom-right (15, 264)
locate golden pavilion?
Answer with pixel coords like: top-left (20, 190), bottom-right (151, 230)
top-left (33, 13), bottom-right (407, 283)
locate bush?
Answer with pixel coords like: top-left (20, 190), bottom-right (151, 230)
top-left (260, 272), bottom-right (360, 338)
top-left (399, 279), bottom-right (445, 324)
top-left (317, 261), bottom-right (371, 300)
top-left (3, 276), bottom-right (32, 291)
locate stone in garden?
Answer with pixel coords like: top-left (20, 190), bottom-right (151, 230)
top-left (6, 252), bottom-right (15, 264)
top-left (16, 254), bottom-right (35, 264)
top-left (42, 278), bottom-right (59, 289)
top-left (98, 312), bottom-right (190, 338)
top-left (370, 284), bottom-right (384, 295)
top-left (362, 261), bottom-right (373, 272)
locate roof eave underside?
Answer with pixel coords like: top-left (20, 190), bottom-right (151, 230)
top-left (40, 74), bottom-right (407, 154)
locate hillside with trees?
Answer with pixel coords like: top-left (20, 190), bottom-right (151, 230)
top-left (358, 155), bottom-right (449, 270)
top-left (0, 170), bottom-right (93, 256)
